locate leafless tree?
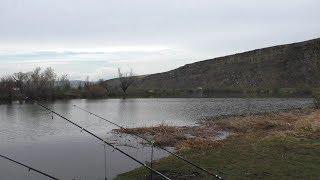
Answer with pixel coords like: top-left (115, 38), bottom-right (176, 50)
top-left (84, 76), bottom-right (91, 91)
top-left (98, 79), bottom-right (107, 88)
top-left (57, 74), bottom-right (71, 91)
top-left (0, 76), bottom-right (15, 102)
top-left (118, 68), bottom-right (135, 97)
top-left (13, 72), bottom-right (27, 91)
top-left (7, 67), bottom-right (71, 101)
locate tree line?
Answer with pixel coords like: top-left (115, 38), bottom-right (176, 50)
top-left (0, 67), bottom-right (135, 103)
top-left (1, 66), bottom-right (319, 108)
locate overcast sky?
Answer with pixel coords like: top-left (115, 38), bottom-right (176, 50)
top-left (0, 0), bottom-right (320, 80)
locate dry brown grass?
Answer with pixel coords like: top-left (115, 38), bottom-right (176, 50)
top-left (116, 124), bottom-right (187, 146)
top-left (117, 108), bottom-right (320, 180)
top-left (176, 137), bottom-right (222, 150)
top-left (295, 111), bottom-right (320, 130)
top-left (213, 108), bottom-right (319, 134)
top-left (213, 113), bottom-right (296, 133)
top-left (115, 108), bottom-right (320, 150)
top-left (114, 124), bottom-right (220, 149)
top-left (293, 110), bottom-right (320, 138)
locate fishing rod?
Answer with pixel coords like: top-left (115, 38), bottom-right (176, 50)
top-left (11, 87), bottom-right (171, 180)
top-left (73, 105), bottom-right (223, 179)
top-left (0, 154), bottom-right (59, 180)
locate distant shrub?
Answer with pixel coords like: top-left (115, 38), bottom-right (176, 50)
top-left (86, 85), bottom-right (107, 98)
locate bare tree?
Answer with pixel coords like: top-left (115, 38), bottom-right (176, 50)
top-left (118, 68), bottom-right (135, 97)
top-left (13, 72), bottom-right (27, 91)
top-left (0, 76), bottom-right (15, 102)
top-left (57, 74), bottom-right (71, 91)
top-left (84, 76), bottom-right (91, 91)
top-left (11, 67), bottom-right (70, 100)
top-left (98, 79), bottom-right (107, 88)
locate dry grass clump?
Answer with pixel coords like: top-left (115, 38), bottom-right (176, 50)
top-left (213, 108), bottom-right (320, 138)
top-left (117, 124), bottom-right (179, 135)
top-left (295, 110), bottom-right (320, 131)
top-left (176, 138), bottom-right (221, 151)
top-left (114, 124), bottom-right (220, 148)
top-left (214, 114), bottom-right (295, 133)
top-left (115, 124), bottom-right (188, 147)
top-left (115, 108), bottom-right (319, 150)
top-left (214, 111), bottom-right (291, 132)
top-left (294, 110), bottom-right (320, 138)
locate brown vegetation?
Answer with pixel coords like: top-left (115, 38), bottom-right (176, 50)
top-left (0, 67), bottom-right (111, 102)
top-left (116, 124), bottom-right (220, 149)
top-left (117, 108), bottom-right (320, 179)
top-left (115, 108), bottom-right (320, 151)
top-left (85, 85), bottom-right (107, 98)
top-left (0, 67), bottom-right (69, 102)
top-left (213, 108), bottom-right (319, 136)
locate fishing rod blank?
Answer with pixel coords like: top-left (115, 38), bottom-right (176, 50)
top-left (0, 154), bottom-right (59, 180)
top-left (73, 105), bottom-right (223, 179)
top-left (16, 94), bottom-right (171, 180)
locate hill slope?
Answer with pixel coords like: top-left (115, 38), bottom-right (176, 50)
top-left (108, 38), bottom-right (320, 96)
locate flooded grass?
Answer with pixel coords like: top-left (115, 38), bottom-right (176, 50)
top-left (114, 124), bottom-right (221, 149)
top-left (115, 108), bottom-right (320, 179)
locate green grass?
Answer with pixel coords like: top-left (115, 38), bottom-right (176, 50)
top-left (116, 133), bottom-right (320, 180)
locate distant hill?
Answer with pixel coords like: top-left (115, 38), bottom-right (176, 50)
top-left (106, 38), bottom-right (320, 97)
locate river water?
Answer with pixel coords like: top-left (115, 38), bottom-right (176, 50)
top-left (0, 98), bottom-right (314, 179)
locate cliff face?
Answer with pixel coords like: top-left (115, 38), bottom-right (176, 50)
top-left (128, 38), bottom-right (320, 92)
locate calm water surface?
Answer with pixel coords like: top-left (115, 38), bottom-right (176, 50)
top-left (0, 98), bottom-right (314, 179)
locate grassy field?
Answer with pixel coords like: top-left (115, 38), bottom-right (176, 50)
top-left (116, 108), bottom-right (320, 180)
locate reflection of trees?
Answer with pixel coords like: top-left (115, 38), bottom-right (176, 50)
top-left (117, 99), bottom-right (138, 126)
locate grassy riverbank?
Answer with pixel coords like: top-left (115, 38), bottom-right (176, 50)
top-left (116, 108), bottom-right (320, 179)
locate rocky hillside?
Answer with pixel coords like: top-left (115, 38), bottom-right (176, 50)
top-left (107, 38), bottom-right (320, 96)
